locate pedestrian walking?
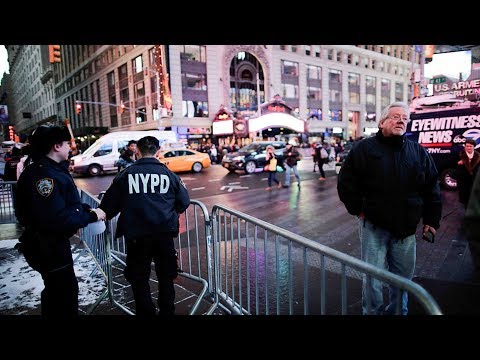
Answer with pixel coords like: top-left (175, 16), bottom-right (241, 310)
top-left (337, 101), bottom-right (442, 315)
top-left (456, 139), bottom-right (480, 209)
top-left (3, 146), bottom-right (22, 181)
top-left (282, 143), bottom-right (301, 188)
top-left (316, 142), bottom-right (329, 180)
top-left (99, 136), bottom-right (190, 316)
top-left (264, 144), bottom-right (282, 190)
top-left (209, 143), bottom-right (218, 164)
top-left (14, 124), bottom-right (106, 317)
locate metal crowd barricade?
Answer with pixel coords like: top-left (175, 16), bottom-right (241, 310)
top-left (209, 204), bottom-right (442, 315)
top-left (0, 181), bottom-right (16, 224)
top-left (78, 190), bottom-right (215, 315)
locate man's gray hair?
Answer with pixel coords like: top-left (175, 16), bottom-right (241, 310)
top-left (378, 102), bottom-right (410, 128)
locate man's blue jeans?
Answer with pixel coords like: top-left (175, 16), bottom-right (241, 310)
top-left (284, 164), bottom-right (300, 186)
top-left (358, 218), bottom-right (416, 315)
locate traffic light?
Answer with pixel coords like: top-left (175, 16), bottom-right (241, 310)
top-left (48, 45), bottom-right (61, 63)
top-left (75, 102), bottom-right (82, 115)
top-left (120, 100), bottom-right (126, 114)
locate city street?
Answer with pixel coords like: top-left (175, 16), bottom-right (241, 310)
top-left (72, 156), bottom-right (336, 198)
top-left (1, 156), bottom-right (477, 315)
top-left (72, 159), bottom-right (467, 284)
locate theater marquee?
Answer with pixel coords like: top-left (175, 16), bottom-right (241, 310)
top-left (248, 113), bottom-right (305, 133)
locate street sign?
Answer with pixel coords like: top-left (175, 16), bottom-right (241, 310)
top-left (429, 77), bottom-right (446, 84)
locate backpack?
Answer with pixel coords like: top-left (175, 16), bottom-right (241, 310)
top-left (320, 148), bottom-right (328, 159)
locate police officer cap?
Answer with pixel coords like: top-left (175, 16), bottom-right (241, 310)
top-left (30, 124), bottom-right (71, 154)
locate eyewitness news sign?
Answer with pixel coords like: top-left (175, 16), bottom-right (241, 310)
top-left (406, 105), bottom-right (480, 172)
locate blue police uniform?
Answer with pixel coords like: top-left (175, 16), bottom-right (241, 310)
top-left (15, 156), bottom-right (99, 316)
top-left (99, 157), bottom-right (190, 315)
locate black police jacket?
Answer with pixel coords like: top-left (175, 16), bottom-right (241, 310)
top-left (337, 131), bottom-right (442, 238)
top-left (99, 157), bottom-right (191, 239)
top-left (15, 156), bottom-right (98, 238)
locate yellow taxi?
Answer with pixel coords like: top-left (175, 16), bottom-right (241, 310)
top-left (156, 148), bottom-right (211, 173)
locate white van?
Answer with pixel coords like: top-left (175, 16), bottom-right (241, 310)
top-left (70, 130), bottom-right (177, 176)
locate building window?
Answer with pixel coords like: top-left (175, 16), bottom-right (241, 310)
top-left (307, 65), bottom-right (321, 80)
top-left (348, 72), bottom-right (360, 104)
top-left (366, 93), bottom-right (376, 107)
top-left (366, 75), bottom-right (376, 91)
top-left (136, 108), bottom-right (146, 123)
top-left (181, 45), bottom-right (206, 62)
top-left (118, 63), bottom-right (128, 80)
top-left (134, 82), bottom-right (145, 99)
top-left (183, 73), bottom-right (207, 90)
top-left (395, 82), bottom-right (403, 102)
top-left (330, 89), bottom-right (342, 103)
top-left (282, 83), bottom-right (299, 99)
top-left (329, 109), bottom-right (342, 122)
top-left (182, 100), bottom-right (208, 118)
top-left (329, 69), bottom-right (341, 83)
top-left (381, 79), bottom-right (391, 108)
top-left (348, 72), bottom-right (360, 86)
top-left (132, 55), bottom-right (143, 74)
top-left (120, 88), bottom-right (129, 102)
top-left (305, 45), bottom-right (311, 56)
top-left (308, 108), bottom-right (322, 120)
top-left (328, 49), bottom-right (333, 60)
top-left (149, 47), bottom-right (155, 66)
top-left (282, 60), bottom-right (299, 76)
top-left (307, 86), bottom-right (322, 101)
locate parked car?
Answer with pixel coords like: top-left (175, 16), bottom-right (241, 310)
top-left (156, 148), bottom-right (211, 173)
top-left (221, 141), bottom-right (287, 174)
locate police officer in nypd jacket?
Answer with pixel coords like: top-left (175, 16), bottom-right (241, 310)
top-left (15, 124), bottom-right (106, 317)
top-left (99, 136), bottom-right (190, 316)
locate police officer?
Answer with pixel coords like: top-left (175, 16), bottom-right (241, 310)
top-left (14, 124), bottom-right (106, 317)
top-left (99, 136), bottom-right (190, 316)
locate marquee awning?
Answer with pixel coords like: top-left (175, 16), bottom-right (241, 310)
top-left (248, 112), bottom-right (305, 133)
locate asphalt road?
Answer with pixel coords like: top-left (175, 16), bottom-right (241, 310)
top-left (71, 157), bottom-right (335, 199)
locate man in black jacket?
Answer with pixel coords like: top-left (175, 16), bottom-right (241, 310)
top-left (100, 136), bottom-right (190, 316)
top-left (337, 102), bottom-right (442, 315)
top-left (15, 125), bottom-right (106, 317)
top-left (282, 143), bottom-right (301, 188)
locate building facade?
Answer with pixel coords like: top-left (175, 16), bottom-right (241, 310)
top-left (4, 45), bottom-right (57, 142)
top-left (5, 44), bottom-right (422, 149)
